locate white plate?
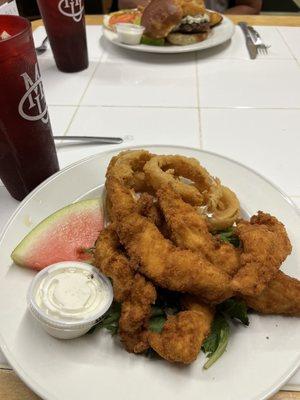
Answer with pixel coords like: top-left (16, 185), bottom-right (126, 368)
top-left (0, 145), bottom-right (300, 400)
top-left (103, 15), bottom-right (235, 53)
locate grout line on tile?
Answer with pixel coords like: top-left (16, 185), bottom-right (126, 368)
top-left (66, 104), bottom-right (198, 109)
top-left (49, 104), bottom-right (300, 111)
top-left (78, 53), bottom-right (105, 106)
top-left (61, 107), bottom-right (79, 136)
top-left (194, 52), bottom-right (202, 149)
top-left (48, 105), bottom-right (78, 108)
top-left (197, 106), bottom-right (300, 110)
top-left (276, 27), bottom-right (300, 68)
top-left (64, 53), bottom-right (105, 136)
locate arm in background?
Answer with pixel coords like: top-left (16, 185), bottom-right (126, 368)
top-left (225, 0), bottom-right (262, 15)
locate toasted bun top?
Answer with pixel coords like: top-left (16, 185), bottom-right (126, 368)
top-left (141, 0), bottom-right (183, 39)
top-left (141, 0), bottom-right (206, 39)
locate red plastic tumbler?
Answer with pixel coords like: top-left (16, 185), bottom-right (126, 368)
top-left (0, 15), bottom-right (59, 201)
top-left (36, 0), bottom-right (88, 72)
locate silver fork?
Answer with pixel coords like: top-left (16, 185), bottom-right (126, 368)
top-left (35, 36), bottom-right (48, 55)
top-left (247, 26), bottom-right (270, 55)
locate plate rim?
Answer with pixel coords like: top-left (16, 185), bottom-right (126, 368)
top-left (102, 14), bottom-right (235, 54)
top-left (0, 143), bottom-right (300, 400)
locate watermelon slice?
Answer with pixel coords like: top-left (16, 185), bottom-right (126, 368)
top-left (11, 199), bottom-right (103, 271)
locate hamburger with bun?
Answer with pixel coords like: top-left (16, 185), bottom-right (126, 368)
top-left (141, 0), bottom-right (211, 45)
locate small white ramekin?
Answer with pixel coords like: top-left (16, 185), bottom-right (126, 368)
top-left (27, 261), bottom-right (113, 339)
top-left (115, 23), bottom-right (145, 45)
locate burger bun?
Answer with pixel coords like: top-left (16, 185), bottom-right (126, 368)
top-left (166, 31), bottom-right (209, 45)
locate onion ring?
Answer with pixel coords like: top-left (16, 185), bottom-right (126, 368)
top-left (107, 149), bottom-right (154, 193)
top-left (143, 154), bottom-right (222, 207)
top-left (203, 186), bottom-right (240, 231)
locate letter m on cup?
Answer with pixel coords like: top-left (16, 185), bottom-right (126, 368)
top-left (19, 63), bottom-right (48, 123)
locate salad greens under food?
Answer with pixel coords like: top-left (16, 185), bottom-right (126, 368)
top-left (91, 296), bottom-right (249, 369)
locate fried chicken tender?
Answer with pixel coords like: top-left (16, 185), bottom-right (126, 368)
top-left (94, 224), bottom-right (156, 352)
top-left (231, 212), bottom-right (292, 296)
top-left (149, 296), bottom-right (214, 364)
top-left (119, 274), bottom-right (156, 353)
top-left (107, 177), bottom-right (232, 303)
top-left (137, 193), bottom-right (164, 227)
top-left (157, 184), bottom-right (240, 276)
top-left (137, 192), bottom-right (170, 238)
top-left (94, 225), bottom-right (134, 302)
top-left (244, 271), bottom-right (300, 316)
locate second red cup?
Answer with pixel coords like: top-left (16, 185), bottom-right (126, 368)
top-left (37, 0), bottom-right (88, 72)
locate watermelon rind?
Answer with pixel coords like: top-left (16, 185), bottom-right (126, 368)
top-left (11, 199), bottom-right (103, 269)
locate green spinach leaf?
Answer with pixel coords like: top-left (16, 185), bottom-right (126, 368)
top-left (202, 314), bottom-right (230, 369)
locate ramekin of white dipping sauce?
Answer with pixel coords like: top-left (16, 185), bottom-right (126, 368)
top-left (115, 23), bottom-right (145, 45)
top-left (27, 261), bottom-right (113, 339)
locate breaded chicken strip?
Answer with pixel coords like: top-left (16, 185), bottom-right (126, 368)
top-left (107, 177), bottom-right (233, 303)
top-left (244, 271), bottom-right (300, 316)
top-left (119, 274), bottom-right (156, 353)
top-left (94, 224), bottom-right (156, 352)
top-left (94, 224), bottom-right (134, 302)
top-left (137, 192), bottom-right (170, 238)
top-left (137, 193), bottom-right (164, 227)
top-left (231, 212), bottom-right (292, 296)
top-left (157, 184), bottom-right (240, 276)
top-left (149, 296), bottom-right (214, 364)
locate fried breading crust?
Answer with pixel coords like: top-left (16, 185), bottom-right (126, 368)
top-left (94, 223), bottom-right (156, 353)
top-left (94, 225), bottom-right (134, 302)
top-left (157, 184), bottom-right (240, 276)
top-left (244, 271), bottom-right (300, 316)
top-left (149, 296), bottom-right (214, 364)
top-left (137, 193), bottom-right (164, 227)
top-left (231, 212), bottom-right (292, 296)
top-left (106, 177), bottom-right (232, 303)
top-left (106, 149), bottom-right (154, 193)
top-left (119, 274), bottom-right (156, 353)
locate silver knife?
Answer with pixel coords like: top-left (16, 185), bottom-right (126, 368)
top-left (238, 22), bottom-right (258, 60)
top-left (54, 136), bottom-right (123, 145)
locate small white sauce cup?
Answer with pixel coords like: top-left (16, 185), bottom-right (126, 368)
top-left (115, 23), bottom-right (145, 45)
top-left (27, 261), bottom-right (113, 339)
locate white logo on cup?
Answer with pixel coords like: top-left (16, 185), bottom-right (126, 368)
top-left (58, 0), bottom-right (83, 22)
top-left (18, 63), bottom-right (48, 124)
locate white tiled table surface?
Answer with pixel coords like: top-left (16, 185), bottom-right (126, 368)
top-left (1, 24), bottom-right (300, 389)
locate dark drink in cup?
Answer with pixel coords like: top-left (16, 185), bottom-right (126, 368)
top-left (0, 15), bottom-right (59, 201)
top-left (37, 0), bottom-right (88, 73)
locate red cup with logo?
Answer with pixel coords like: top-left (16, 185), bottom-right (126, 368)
top-left (0, 15), bottom-right (59, 201)
top-left (36, 0), bottom-right (88, 73)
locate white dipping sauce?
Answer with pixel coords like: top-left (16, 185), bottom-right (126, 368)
top-left (115, 23), bottom-right (145, 45)
top-left (35, 267), bottom-right (107, 321)
top-left (28, 261), bottom-right (113, 339)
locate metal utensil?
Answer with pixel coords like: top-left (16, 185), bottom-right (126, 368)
top-left (35, 37), bottom-right (48, 55)
top-left (247, 26), bottom-right (270, 55)
top-left (54, 136), bottom-right (123, 145)
top-left (238, 22), bottom-right (258, 60)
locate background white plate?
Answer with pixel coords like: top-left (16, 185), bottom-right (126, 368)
top-left (0, 145), bottom-right (300, 400)
top-left (103, 15), bottom-right (235, 53)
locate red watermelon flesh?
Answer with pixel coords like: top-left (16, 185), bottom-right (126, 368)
top-left (11, 199), bottom-right (103, 271)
